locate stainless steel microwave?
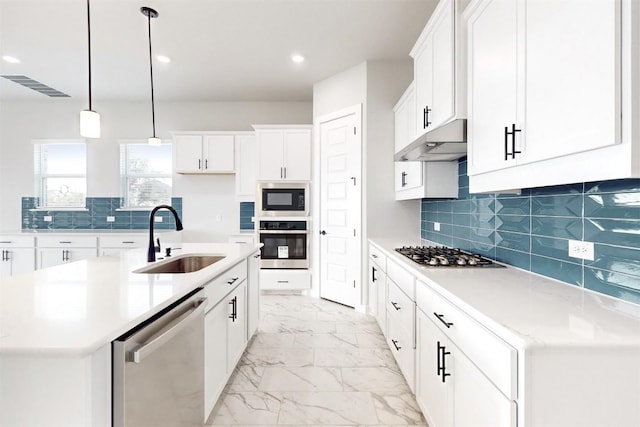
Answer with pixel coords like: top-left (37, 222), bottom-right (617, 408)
top-left (256, 182), bottom-right (310, 216)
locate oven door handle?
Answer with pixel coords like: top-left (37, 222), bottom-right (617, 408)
top-left (258, 230), bottom-right (307, 234)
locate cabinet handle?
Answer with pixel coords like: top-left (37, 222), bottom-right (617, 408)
top-left (2, 250), bottom-right (7, 261)
top-left (280, 167), bottom-right (283, 179)
top-left (228, 296), bottom-right (237, 322)
top-left (227, 277), bottom-right (239, 285)
top-left (433, 312), bottom-right (453, 328)
top-left (253, 254), bottom-right (261, 258)
top-left (391, 301), bottom-right (401, 311)
top-left (424, 106), bottom-right (432, 129)
top-left (198, 159), bottom-right (202, 170)
top-left (277, 280), bottom-right (289, 283)
top-left (121, 241), bottom-right (135, 244)
top-left (205, 159), bottom-right (209, 170)
top-left (437, 341), bottom-right (451, 383)
top-left (59, 241), bottom-right (72, 244)
top-left (504, 123), bottom-right (522, 160)
top-left (284, 167), bottom-right (287, 179)
top-left (391, 339), bottom-right (401, 351)
top-left (0, 241), bottom-right (12, 244)
top-left (401, 171), bottom-right (407, 187)
top-left (371, 254), bottom-right (378, 259)
top-left (372, 266), bottom-right (377, 283)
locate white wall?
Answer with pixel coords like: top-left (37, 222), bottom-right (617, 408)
top-left (0, 100), bottom-right (312, 240)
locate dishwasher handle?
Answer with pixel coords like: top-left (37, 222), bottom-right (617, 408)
top-left (131, 297), bottom-right (207, 363)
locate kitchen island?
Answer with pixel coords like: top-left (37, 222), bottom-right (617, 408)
top-left (0, 242), bottom-right (261, 427)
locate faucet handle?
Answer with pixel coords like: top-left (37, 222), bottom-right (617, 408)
top-left (155, 237), bottom-right (161, 253)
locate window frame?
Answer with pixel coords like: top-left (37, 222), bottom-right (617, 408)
top-left (33, 140), bottom-right (87, 209)
top-left (119, 140), bottom-right (173, 209)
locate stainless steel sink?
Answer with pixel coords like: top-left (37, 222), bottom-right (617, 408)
top-left (134, 255), bottom-right (225, 274)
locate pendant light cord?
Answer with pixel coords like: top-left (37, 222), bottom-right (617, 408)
top-left (87, 0), bottom-right (92, 110)
top-left (147, 13), bottom-right (156, 138)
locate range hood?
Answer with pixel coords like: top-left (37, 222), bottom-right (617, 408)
top-left (394, 118), bottom-right (467, 162)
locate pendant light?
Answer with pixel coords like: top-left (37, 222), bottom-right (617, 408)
top-left (141, 6), bottom-right (161, 146)
top-left (80, 0), bottom-right (100, 138)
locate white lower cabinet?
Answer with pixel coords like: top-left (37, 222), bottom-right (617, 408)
top-left (204, 296), bottom-right (228, 421)
top-left (98, 235), bottom-right (146, 257)
top-left (0, 236), bottom-right (35, 278)
top-left (247, 251), bottom-right (261, 338)
top-left (416, 308), bottom-right (516, 427)
top-left (226, 281), bottom-right (247, 372)
top-left (37, 236), bottom-right (97, 269)
top-left (385, 271), bottom-right (416, 392)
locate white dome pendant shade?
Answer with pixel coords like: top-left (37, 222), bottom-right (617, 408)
top-left (80, 0), bottom-right (100, 139)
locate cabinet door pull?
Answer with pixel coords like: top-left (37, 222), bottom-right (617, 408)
top-left (391, 301), bottom-right (401, 311)
top-left (371, 254), bottom-right (378, 259)
top-left (424, 106), bottom-right (432, 129)
top-left (437, 341), bottom-right (451, 382)
top-left (0, 241), bottom-right (12, 244)
top-left (59, 241), bottom-right (72, 244)
top-left (401, 171), bottom-right (407, 187)
top-left (283, 167), bottom-right (287, 179)
top-left (433, 312), bottom-right (453, 328)
top-left (253, 254), bottom-right (261, 258)
top-left (1, 250), bottom-right (6, 261)
top-left (121, 241), bottom-right (135, 244)
top-left (372, 267), bottom-right (377, 282)
top-left (391, 339), bottom-right (401, 351)
top-left (198, 159), bottom-right (202, 170)
top-left (227, 277), bottom-right (239, 286)
top-left (280, 167), bottom-right (283, 179)
top-left (205, 159), bottom-right (209, 170)
top-left (228, 296), bottom-right (237, 322)
top-left (504, 123), bottom-right (522, 159)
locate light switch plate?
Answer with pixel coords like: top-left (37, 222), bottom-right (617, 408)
top-left (154, 216), bottom-right (163, 223)
top-left (43, 215), bottom-right (52, 222)
top-left (568, 239), bottom-right (594, 261)
top-left (434, 222), bottom-right (441, 231)
top-left (106, 216), bottom-right (115, 223)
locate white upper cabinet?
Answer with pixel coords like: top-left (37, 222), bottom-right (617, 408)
top-left (173, 132), bottom-right (235, 174)
top-left (393, 82), bottom-right (416, 153)
top-left (254, 125), bottom-right (312, 181)
top-left (234, 133), bottom-right (257, 201)
top-left (411, 0), bottom-right (464, 137)
top-left (466, 0), bottom-right (632, 192)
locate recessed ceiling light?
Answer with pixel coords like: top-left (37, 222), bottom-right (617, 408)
top-left (291, 54), bottom-right (305, 64)
top-left (156, 55), bottom-right (171, 63)
top-left (2, 56), bottom-right (20, 64)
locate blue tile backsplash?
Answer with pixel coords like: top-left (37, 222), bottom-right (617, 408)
top-left (239, 202), bottom-right (255, 230)
top-left (421, 157), bottom-right (640, 305)
top-left (22, 197), bottom-right (182, 230)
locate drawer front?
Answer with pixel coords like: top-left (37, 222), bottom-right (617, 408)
top-left (387, 279), bottom-right (415, 332)
top-left (387, 314), bottom-right (416, 392)
top-left (99, 235), bottom-right (146, 248)
top-left (387, 258), bottom-right (415, 300)
top-left (204, 260), bottom-right (247, 313)
top-left (260, 270), bottom-right (310, 290)
top-left (37, 235), bottom-right (98, 248)
top-left (0, 236), bottom-right (35, 248)
top-left (416, 281), bottom-right (517, 400)
top-left (369, 243), bottom-right (387, 272)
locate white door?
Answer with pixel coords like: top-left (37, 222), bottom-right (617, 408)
top-left (318, 109), bottom-right (361, 307)
top-left (257, 130), bottom-right (285, 180)
top-left (174, 134), bottom-right (203, 172)
top-left (203, 135), bottom-right (235, 172)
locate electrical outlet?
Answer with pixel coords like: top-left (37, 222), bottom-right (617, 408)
top-left (568, 239), bottom-right (594, 261)
top-left (43, 215), bottom-right (52, 222)
top-left (434, 222), bottom-right (441, 231)
top-left (154, 216), bottom-right (163, 223)
top-left (106, 216), bottom-right (115, 223)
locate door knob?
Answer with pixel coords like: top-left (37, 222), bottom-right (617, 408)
top-left (320, 230), bottom-right (327, 235)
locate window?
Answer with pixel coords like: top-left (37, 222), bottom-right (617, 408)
top-left (120, 142), bottom-right (172, 208)
top-left (34, 141), bottom-right (87, 208)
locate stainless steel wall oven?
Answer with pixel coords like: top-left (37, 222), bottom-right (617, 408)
top-left (258, 220), bottom-right (309, 269)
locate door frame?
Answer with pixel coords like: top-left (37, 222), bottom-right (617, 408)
top-left (312, 104), bottom-right (363, 310)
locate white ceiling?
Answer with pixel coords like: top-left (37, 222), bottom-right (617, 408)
top-left (0, 0), bottom-right (437, 102)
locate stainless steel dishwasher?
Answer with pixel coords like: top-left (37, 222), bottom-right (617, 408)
top-left (112, 288), bottom-right (207, 427)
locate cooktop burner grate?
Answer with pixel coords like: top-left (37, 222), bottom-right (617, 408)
top-left (394, 246), bottom-right (500, 267)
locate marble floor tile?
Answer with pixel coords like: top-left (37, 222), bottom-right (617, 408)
top-left (277, 391), bottom-right (379, 425)
top-left (260, 318), bottom-right (338, 334)
top-left (371, 391), bottom-right (427, 426)
top-left (250, 332), bottom-right (296, 348)
top-left (316, 310), bottom-right (378, 323)
top-left (335, 320), bottom-right (383, 334)
top-left (355, 333), bottom-right (388, 349)
top-left (226, 366), bottom-right (265, 392)
top-left (259, 367), bottom-right (343, 392)
top-left (341, 367), bottom-right (409, 392)
top-left (314, 347), bottom-right (397, 368)
top-left (241, 347), bottom-right (315, 367)
top-left (208, 391), bottom-right (281, 425)
top-left (292, 333), bottom-right (358, 349)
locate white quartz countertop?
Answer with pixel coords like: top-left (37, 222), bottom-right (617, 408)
top-left (0, 243), bottom-right (261, 356)
top-left (370, 238), bottom-right (640, 349)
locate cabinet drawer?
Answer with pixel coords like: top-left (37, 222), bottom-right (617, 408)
top-left (368, 244), bottom-right (387, 272)
top-left (37, 235), bottom-right (97, 248)
top-left (99, 235), bottom-right (146, 248)
top-left (416, 281), bottom-right (517, 400)
top-left (387, 258), bottom-right (415, 300)
top-left (387, 279), bottom-right (415, 333)
top-left (260, 270), bottom-right (310, 290)
top-left (387, 313), bottom-right (415, 392)
top-left (0, 236), bottom-right (35, 248)
top-left (203, 260), bottom-right (247, 313)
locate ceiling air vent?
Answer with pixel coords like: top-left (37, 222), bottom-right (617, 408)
top-left (1, 75), bottom-right (70, 97)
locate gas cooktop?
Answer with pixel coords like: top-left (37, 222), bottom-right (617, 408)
top-left (395, 246), bottom-right (502, 267)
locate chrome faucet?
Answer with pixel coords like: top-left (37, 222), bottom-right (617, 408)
top-left (148, 204), bottom-right (183, 262)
